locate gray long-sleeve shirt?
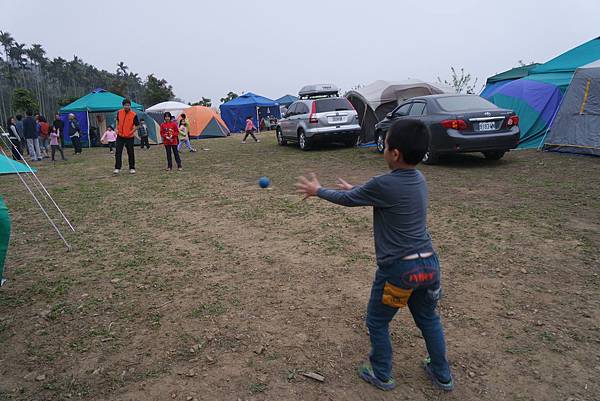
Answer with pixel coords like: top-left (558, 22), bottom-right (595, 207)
top-left (317, 168), bottom-right (433, 266)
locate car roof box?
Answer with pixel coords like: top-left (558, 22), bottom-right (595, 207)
top-left (299, 84), bottom-right (339, 99)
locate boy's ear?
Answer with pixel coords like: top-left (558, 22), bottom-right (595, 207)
top-left (394, 148), bottom-right (403, 163)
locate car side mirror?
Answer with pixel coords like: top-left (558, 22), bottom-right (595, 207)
top-left (386, 112), bottom-right (394, 119)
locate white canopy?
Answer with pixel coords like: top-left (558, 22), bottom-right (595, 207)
top-left (146, 101), bottom-right (190, 117)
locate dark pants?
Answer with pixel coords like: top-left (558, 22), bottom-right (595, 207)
top-left (71, 135), bottom-right (82, 153)
top-left (140, 136), bottom-right (150, 149)
top-left (10, 139), bottom-right (22, 160)
top-left (51, 145), bottom-right (66, 161)
top-left (115, 136), bottom-right (135, 170)
top-left (108, 141), bottom-right (115, 152)
top-left (243, 130), bottom-right (258, 141)
top-left (164, 145), bottom-right (181, 169)
top-left (366, 253), bottom-right (451, 383)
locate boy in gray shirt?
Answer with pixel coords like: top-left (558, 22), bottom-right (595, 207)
top-left (296, 119), bottom-right (453, 392)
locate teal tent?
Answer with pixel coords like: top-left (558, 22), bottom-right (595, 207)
top-left (59, 88), bottom-right (144, 147)
top-left (482, 37), bottom-right (600, 149)
top-left (0, 154), bottom-right (37, 174)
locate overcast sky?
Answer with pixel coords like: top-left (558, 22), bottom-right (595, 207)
top-left (3, 0), bottom-right (599, 104)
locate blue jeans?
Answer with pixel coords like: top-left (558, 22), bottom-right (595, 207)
top-left (366, 253), bottom-right (451, 383)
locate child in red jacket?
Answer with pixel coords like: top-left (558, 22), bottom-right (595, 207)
top-left (160, 112), bottom-right (182, 171)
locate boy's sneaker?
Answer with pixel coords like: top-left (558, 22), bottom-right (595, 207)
top-left (241, 141), bottom-right (246, 144)
top-left (423, 357), bottom-right (454, 391)
top-left (357, 361), bottom-right (396, 391)
top-left (256, 139), bottom-right (261, 143)
top-left (129, 169), bottom-right (136, 174)
top-left (113, 169), bottom-right (120, 174)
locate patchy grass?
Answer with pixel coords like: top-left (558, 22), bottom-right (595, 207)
top-left (0, 134), bottom-right (598, 401)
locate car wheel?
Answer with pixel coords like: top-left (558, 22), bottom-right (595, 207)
top-left (483, 150), bottom-right (506, 160)
top-left (422, 149), bottom-right (439, 165)
top-left (376, 132), bottom-right (385, 153)
top-left (276, 128), bottom-right (287, 146)
top-left (298, 130), bottom-right (311, 151)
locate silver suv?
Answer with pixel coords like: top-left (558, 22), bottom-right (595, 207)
top-left (276, 84), bottom-right (361, 150)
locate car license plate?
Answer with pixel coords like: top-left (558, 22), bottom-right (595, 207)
top-left (478, 121), bottom-right (496, 131)
top-left (330, 116), bottom-right (344, 123)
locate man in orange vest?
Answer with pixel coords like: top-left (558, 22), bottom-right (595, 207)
top-left (114, 98), bottom-right (140, 174)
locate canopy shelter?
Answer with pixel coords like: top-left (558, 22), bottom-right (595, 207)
top-left (146, 101), bottom-right (190, 123)
top-left (275, 95), bottom-right (299, 107)
top-left (543, 60), bottom-right (600, 156)
top-left (180, 106), bottom-right (230, 139)
top-left (483, 37), bottom-right (600, 149)
top-left (220, 93), bottom-right (280, 133)
top-left (346, 80), bottom-right (453, 143)
top-left (59, 88), bottom-right (144, 148)
top-left (105, 110), bottom-right (162, 145)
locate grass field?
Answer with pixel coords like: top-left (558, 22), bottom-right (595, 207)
top-left (1, 132), bottom-right (599, 401)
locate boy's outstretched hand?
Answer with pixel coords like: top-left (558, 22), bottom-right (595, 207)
top-left (295, 173), bottom-right (322, 199)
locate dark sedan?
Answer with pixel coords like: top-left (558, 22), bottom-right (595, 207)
top-left (374, 94), bottom-right (520, 164)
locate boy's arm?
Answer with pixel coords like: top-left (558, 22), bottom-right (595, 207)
top-left (296, 173), bottom-right (387, 207)
top-left (317, 178), bottom-right (385, 207)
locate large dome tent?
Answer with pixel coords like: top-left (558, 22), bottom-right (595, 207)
top-left (180, 106), bottom-right (230, 139)
top-left (345, 80), bottom-right (453, 143)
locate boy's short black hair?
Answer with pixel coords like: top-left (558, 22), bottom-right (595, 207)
top-left (122, 98), bottom-right (131, 106)
top-left (180, 113), bottom-right (186, 119)
top-left (16, 114), bottom-right (22, 120)
top-left (386, 119), bottom-right (430, 165)
top-left (26, 110), bottom-right (33, 116)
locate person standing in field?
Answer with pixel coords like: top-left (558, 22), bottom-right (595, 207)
top-left (177, 119), bottom-right (197, 152)
top-left (114, 98), bottom-right (139, 174)
top-left (295, 119), bottom-right (454, 393)
top-left (52, 113), bottom-right (65, 147)
top-left (138, 118), bottom-right (150, 150)
top-left (38, 116), bottom-right (50, 158)
top-left (23, 110), bottom-right (42, 161)
top-left (67, 113), bottom-right (83, 155)
top-left (5, 117), bottom-right (22, 160)
top-left (49, 126), bottom-right (67, 161)
top-left (160, 112), bottom-right (182, 171)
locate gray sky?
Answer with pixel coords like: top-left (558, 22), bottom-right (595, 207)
top-left (3, 0), bottom-right (599, 104)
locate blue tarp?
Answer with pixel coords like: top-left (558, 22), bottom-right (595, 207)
top-left (220, 93), bottom-right (280, 132)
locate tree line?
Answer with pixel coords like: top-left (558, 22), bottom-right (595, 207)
top-left (0, 30), bottom-right (175, 125)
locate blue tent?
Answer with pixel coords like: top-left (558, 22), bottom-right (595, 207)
top-left (219, 93), bottom-right (280, 132)
top-left (275, 95), bottom-right (298, 107)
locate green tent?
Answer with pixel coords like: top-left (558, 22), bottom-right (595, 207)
top-left (486, 64), bottom-right (541, 84)
top-left (60, 88), bottom-right (143, 112)
top-left (0, 154), bottom-right (36, 286)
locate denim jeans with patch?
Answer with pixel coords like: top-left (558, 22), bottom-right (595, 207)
top-left (366, 253), bottom-right (452, 383)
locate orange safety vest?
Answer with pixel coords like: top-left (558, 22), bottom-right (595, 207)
top-left (117, 109), bottom-right (137, 138)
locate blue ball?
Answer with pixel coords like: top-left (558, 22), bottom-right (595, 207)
top-left (258, 176), bottom-right (271, 188)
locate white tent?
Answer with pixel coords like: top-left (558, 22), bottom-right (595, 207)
top-left (346, 80), bottom-right (454, 143)
top-left (146, 101), bottom-right (190, 118)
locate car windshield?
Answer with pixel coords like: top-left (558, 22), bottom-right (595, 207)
top-left (436, 96), bottom-right (497, 111)
top-left (315, 98), bottom-right (354, 113)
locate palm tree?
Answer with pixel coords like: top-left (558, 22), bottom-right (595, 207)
top-left (116, 61), bottom-right (128, 76)
top-left (26, 44), bottom-right (47, 67)
top-left (0, 31), bottom-right (14, 62)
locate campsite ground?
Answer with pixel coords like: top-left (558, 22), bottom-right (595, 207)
top-left (1, 133), bottom-right (599, 401)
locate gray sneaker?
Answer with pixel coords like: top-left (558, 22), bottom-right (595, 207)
top-left (423, 357), bottom-right (454, 391)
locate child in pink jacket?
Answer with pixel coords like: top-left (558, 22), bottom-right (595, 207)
top-left (49, 126), bottom-right (66, 161)
top-left (241, 116), bottom-right (260, 143)
top-left (101, 126), bottom-right (118, 152)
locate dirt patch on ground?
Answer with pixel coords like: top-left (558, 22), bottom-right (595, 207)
top-left (1, 134), bottom-right (599, 401)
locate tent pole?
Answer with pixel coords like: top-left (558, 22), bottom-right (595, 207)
top-left (0, 139), bottom-right (72, 250)
top-left (87, 110), bottom-right (91, 148)
top-left (256, 106), bottom-right (260, 134)
top-left (0, 129), bottom-right (76, 232)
